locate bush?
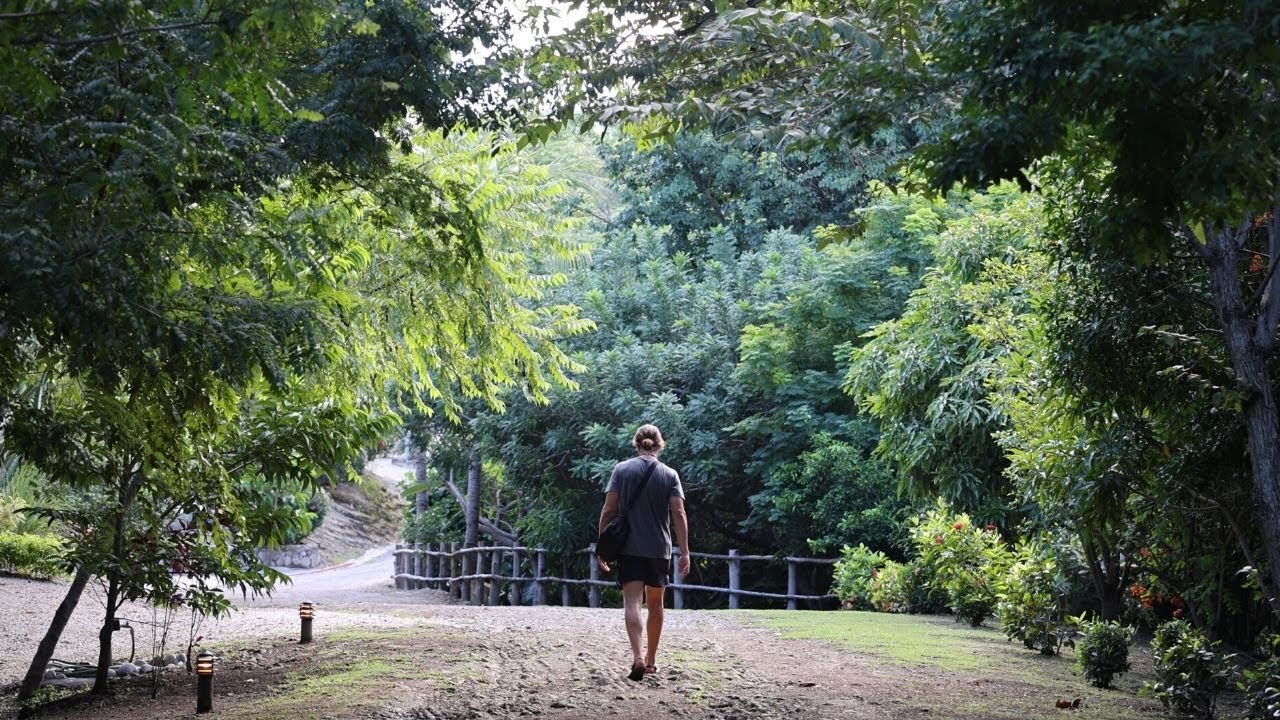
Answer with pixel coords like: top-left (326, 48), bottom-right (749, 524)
top-left (1243, 633), bottom-right (1280, 720)
top-left (900, 559), bottom-right (950, 614)
top-left (869, 559), bottom-right (908, 612)
top-left (996, 538), bottom-right (1072, 655)
top-left (1076, 618), bottom-right (1134, 688)
top-left (0, 532), bottom-right (65, 579)
top-left (1149, 620), bottom-right (1237, 719)
top-left (832, 544), bottom-right (887, 610)
top-left (910, 500), bottom-right (1011, 625)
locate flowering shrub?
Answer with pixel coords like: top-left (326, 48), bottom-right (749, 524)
top-left (995, 538), bottom-right (1072, 655)
top-left (1075, 617), bottom-right (1134, 688)
top-left (832, 544), bottom-right (888, 610)
top-left (910, 500), bottom-right (1011, 626)
top-left (1149, 620), bottom-right (1237, 719)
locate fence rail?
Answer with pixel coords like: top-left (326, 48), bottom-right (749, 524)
top-left (392, 543), bottom-right (838, 610)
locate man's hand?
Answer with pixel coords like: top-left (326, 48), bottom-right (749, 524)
top-left (597, 556), bottom-right (611, 573)
top-left (678, 552), bottom-right (691, 577)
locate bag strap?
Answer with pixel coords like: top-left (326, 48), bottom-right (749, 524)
top-left (619, 458), bottom-right (659, 517)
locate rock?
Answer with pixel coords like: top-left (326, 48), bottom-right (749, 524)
top-left (137, 663), bottom-right (153, 674)
top-left (42, 677), bottom-right (92, 689)
top-left (106, 668), bottom-right (117, 679)
top-left (43, 669), bottom-right (57, 680)
top-left (116, 662), bottom-right (138, 676)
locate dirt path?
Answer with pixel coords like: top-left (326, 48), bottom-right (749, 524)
top-left (0, 459), bottom-right (1168, 718)
top-left (5, 591), bottom-right (1166, 720)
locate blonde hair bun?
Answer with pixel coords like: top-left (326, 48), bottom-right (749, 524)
top-left (632, 424), bottom-right (665, 454)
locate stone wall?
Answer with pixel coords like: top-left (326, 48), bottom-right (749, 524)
top-left (256, 544), bottom-right (326, 569)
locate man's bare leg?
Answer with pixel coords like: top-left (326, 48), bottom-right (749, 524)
top-left (622, 580), bottom-right (646, 674)
top-left (644, 584), bottom-right (665, 671)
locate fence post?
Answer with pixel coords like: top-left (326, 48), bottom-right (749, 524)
top-left (728, 549), bottom-right (741, 610)
top-left (534, 550), bottom-right (548, 605)
top-left (416, 543), bottom-right (426, 590)
top-left (786, 559), bottom-right (798, 611)
top-left (510, 549), bottom-right (522, 606)
top-left (394, 544), bottom-right (405, 590)
top-left (468, 549), bottom-right (482, 605)
top-left (427, 540), bottom-right (437, 586)
top-left (588, 544), bottom-right (600, 608)
top-left (450, 542), bottom-right (462, 600)
top-left (432, 543), bottom-right (443, 590)
top-left (424, 543), bottom-right (436, 589)
top-left (489, 549), bottom-right (502, 606)
top-left (672, 548), bottom-right (684, 610)
top-left (555, 558), bottom-right (566, 606)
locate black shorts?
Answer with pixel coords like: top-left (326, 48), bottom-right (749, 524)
top-left (617, 555), bottom-right (670, 588)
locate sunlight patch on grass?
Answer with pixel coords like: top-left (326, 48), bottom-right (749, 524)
top-left (741, 610), bottom-right (994, 671)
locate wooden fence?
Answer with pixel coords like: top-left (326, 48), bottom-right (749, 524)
top-left (392, 543), bottom-right (838, 610)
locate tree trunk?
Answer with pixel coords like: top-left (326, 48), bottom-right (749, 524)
top-left (414, 450), bottom-right (429, 517)
top-left (93, 572), bottom-right (120, 693)
top-left (18, 567), bottom-right (91, 700)
top-left (1082, 533), bottom-right (1125, 621)
top-left (94, 466), bottom-right (144, 693)
top-left (464, 448), bottom-right (481, 549)
top-left (1204, 215), bottom-right (1280, 622)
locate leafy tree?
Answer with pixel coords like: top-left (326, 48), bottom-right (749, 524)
top-left (471, 133), bottom-right (932, 592)
top-left (846, 182), bottom-right (1042, 518)
top-left (925, 0), bottom-right (1280, 618)
top-left (0, 2), bottom-right (585, 699)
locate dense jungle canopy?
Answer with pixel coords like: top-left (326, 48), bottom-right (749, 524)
top-left (2, 0), bottom-right (1279, 706)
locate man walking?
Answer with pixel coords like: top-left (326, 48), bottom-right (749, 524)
top-left (597, 424), bottom-right (690, 681)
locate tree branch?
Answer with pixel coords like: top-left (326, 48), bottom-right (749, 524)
top-left (477, 518), bottom-right (517, 545)
top-left (0, 10), bottom-right (61, 20)
top-left (443, 467), bottom-right (466, 507)
top-left (15, 20), bottom-right (218, 47)
top-left (1254, 202), bottom-right (1280, 351)
top-left (1180, 224), bottom-right (1213, 261)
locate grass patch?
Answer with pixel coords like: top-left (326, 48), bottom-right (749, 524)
top-left (742, 610), bottom-right (996, 671)
top-left (738, 610), bottom-right (1166, 720)
top-left (238, 628), bottom-right (475, 718)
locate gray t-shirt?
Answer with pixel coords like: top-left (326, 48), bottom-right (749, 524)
top-left (605, 456), bottom-right (684, 559)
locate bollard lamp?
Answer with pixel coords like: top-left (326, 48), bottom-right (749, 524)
top-left (299, 601), bottom-right (314, 644)
top-left (195, 650), bottom-right (213, 714)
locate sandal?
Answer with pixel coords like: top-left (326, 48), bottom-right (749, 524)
top-left (628, 661), bottom-right (646, 681)
top-left (645, 665), bottom-right (657, 675)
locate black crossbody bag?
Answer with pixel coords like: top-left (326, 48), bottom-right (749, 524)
top-left (595, 459), bottom-right (658, 563)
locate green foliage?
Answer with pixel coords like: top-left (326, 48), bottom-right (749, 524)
top-left (1074, 618), bottom-right (1134, 689)
top-left (756, 434), bottom-right (910, 556)
top-left (847, 182), bottom-right (1043, 516)
top-left (1149, 620), bottom-right (1237, 720)
top-left (600, 132), bottom-right (883, 257)
top-left (513, 1), bottom-right (940, 152)
top-left (832, 544), bottom-right (887, 610)
top-left (995, 538), bottom-right (1072, 656)
top-left (868, 559), bottom-right (947, 614)
top-left (0, 458), bottom-right (55, 537)
top-left (481, 131), bottom-right (927, 559)
top-left (0, 532), bottom-right (64, 579)
top-left (1242, 634), bottom-right (1280, 720)
top-left (909, 500), bottom-right (1011, 626)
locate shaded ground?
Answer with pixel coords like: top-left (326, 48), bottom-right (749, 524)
top-left (5, 603), bottom-right (1177, 720)
top-left (0, 459), bottom-right (1192, 719)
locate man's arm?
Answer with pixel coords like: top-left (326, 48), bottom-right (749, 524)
top-left (598, 491), bottom-right (620, 535)
top-left (670, 496), bottom-right (690, 574)
top-left (596, 491), bottom-right (621, 571)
